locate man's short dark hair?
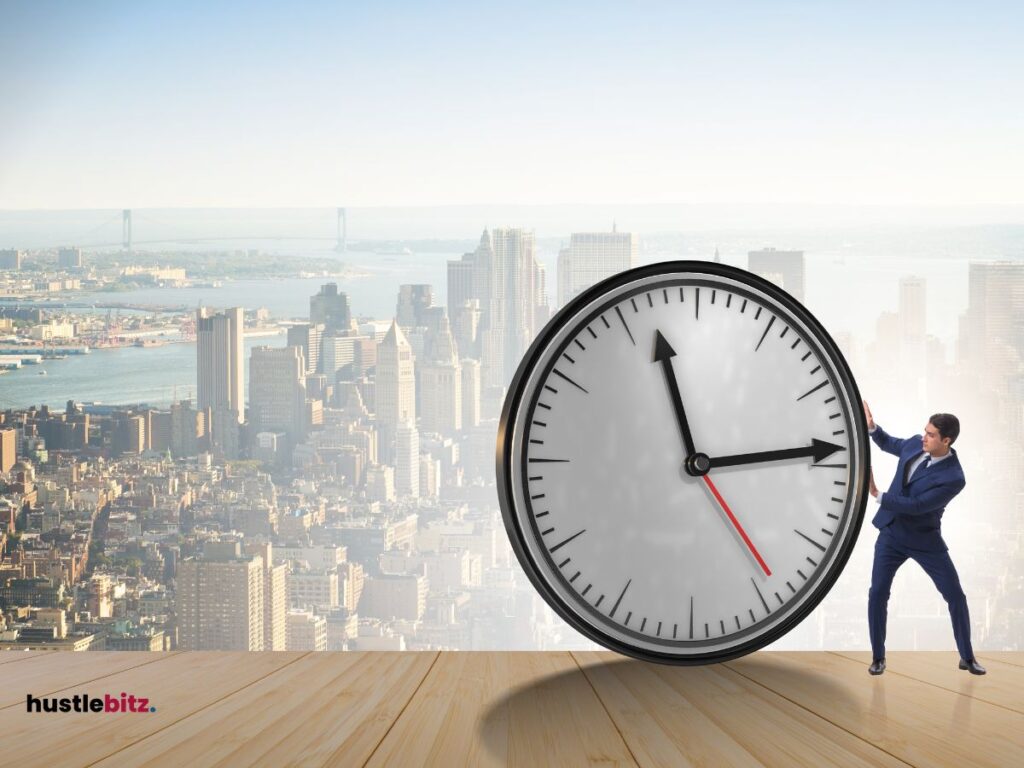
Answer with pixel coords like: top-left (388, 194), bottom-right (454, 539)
top-left (929, 413), bottom-right (960, 445)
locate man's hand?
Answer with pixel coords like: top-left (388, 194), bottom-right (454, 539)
top-left (863, 400), bottom-right (875, 431)
top-left (869, 470), bottom-right (878, 498)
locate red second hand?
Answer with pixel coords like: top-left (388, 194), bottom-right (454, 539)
top-left (702, 473), bottom-right (772, 577)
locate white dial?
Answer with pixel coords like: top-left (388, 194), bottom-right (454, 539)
top-left (498, 262), bottom-right (869, 663)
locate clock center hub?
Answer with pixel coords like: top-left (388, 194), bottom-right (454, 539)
top-left (685, 452), bottom-right (712, 477)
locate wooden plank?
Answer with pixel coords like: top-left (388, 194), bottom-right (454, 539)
top-left (366, 652), bottom-right (637, 767)
top-left (575, 651), bottom-right (906, 768)
top-left (0, 651), bottom-right (307, 766)
top-left (0, 650), bottom-right (48, 665)
top-left (93, 652), bottom-right (439, 767)
top-left (0, 651), bottom-right (183, 709)
top-left (728, 651), bottom-right (1024, 768)
top-left (833, 651), bottom-right (1024, 714)
top-left (980, 652), bottom-right (1024, 668)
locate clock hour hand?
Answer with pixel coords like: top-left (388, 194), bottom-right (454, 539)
top-left (653, 329), bottom-right (697, 459)
top-left (707, 439), bottom-right (845, 470)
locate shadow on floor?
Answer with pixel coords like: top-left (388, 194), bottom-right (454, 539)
top-left (478, 654), bottom-right (860, 762)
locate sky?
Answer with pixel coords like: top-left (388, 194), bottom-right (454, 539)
top-left (1, 1), bottom-right (1022, 209)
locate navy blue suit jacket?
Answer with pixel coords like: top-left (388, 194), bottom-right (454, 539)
top-left (871, 425), bottom-right (966, 552)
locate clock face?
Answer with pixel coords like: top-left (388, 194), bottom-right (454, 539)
top-left (497, 261), bottom-right (869, 664)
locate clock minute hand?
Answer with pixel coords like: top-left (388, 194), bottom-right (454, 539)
top-left (653, 329), bottom-right (697, 458)
top-left (707, 439), bottom-right (845, 470)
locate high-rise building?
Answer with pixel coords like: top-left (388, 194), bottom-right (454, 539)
top-left (249, 346), bottom-right (308, 441)
top-left (176, 542), bottom-right (265, 650)
top-left (197, 307), bottom-right (244, 454)
top-left (748, 248), bottom-right (805, 303)
top-left (286, 610), bottom-right (327, 651)
top-left (557, 230), bottom-right (637, 307)
top-left (396, 284), bottom-right (434, 329)
top-left (243, 541), bottom-right (288, 651)
top-left (0, 250), bottom-right (23, 270)
top-left (460, 359), bottom-right (481, 430)
top-left (420, 313), bottom-right (462, 435)
top-left (898, 276), bottom-right (928, 392)
top-left (57, 247), bottom-right (83, 269)
top-left (0, 428), bottom-right (16, 474)
top-left (395, 423), bottom-right (420, 498)
top-left (310, 283), bottom-right (352, 334)
top-left (482, 227), bottom-right (548, 386)
top-left (375, 321), bottom-right (416, 462)
top-left (287, 323), bottom-right (324, 375)
top-left (963, 261), bottom-right (1024, 387)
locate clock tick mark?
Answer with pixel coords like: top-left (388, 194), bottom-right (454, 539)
top-left (741, 299), bottom-right (748, 313)
top-left (822, 528), bottom-right (834, 536)
top-left (689, 596), bottom-right (694, 639)
top-left (827, 512), bottom-right (839, 520)
top-left (695, 288), bottom-right (701, 319)
top-left (646, 293), bottom-right (653, 308)
top-left (806, 556), bottom-right (819, 567)
top-left (756, 316), bottom-right (777, 351)
top-left (528, 458), bottom-right (569, 463)
top-left (663, 289), bottom-right (669, 304)
top-left (720, 619), bottom-right (726, 635)
top-left (529, 440), bottom-right (544, 445)
top-left (779, 325), bottom-right (789, 339)
top-left (751, 577), bottom-right (771, 614)
top-left (755, 306), bottom-right (762, 320)
top-left (562, 353), bottom-right (575, 364)
top-left (582, 584), bottom-right (592, 596)
top-left (801, 351), bottom-right (812, 362)
top-left (775, 591), bottom-right (783, 605)
top-left (679, 287), bottom-right (685, 302)
top-left (553, 368), bottom-right (590, 394)
top-left (797, 569), bottom-right (807, 580)
top-left (529, 475), bottom-right (543, 481)
top-left (541, 527), bottom-right (554, 535)
top-left (624, 611), bottom-right (632, 626)
top-left (574, 339), bottom-right (586, 351)
top-left (558, 558), bottom-right (571, 568)
top-left (726, 293), bottom-right (733, 308)
top-left (736, 615), bottom-right (743, 630)
top-left (834, 480), bottom-right (846, 486)
top-left (656, 620), bottom-right (661, 635)
top-left (609, 579), bottom-right (632, 618)
top-left (544, 385), bottom-right (558, 394)
top-left (831, 497), bottom-right (843, 503)
top-left (810, 365), bottom-right (822, 375)
top-left (587, 326), bottom-right (597, 339)
top-left (824, 396), bottom-right (836, 404)
top-left (787, 581), bottom-right (796, 593)
top-left (537, 403), bottom-right (552, 410)
top-left (601, 315), bottom-right (610, 329)
top-left (673, 623), bottom-right (679, 639)
top-left (833, 430), bottom-right (845, 436)
top-left (748, 609), bottom-right (755, 624)
top-left (791, 338), bottom-right (801, 349)
top-left (595, 594), bottom-right (605, 608)
top-left (711, 290), bottom-right (717, 304)
top-left (570, 571), bottom-right (580, 583)
top-left (631, 298), bottom-right (638, 313)
top-left (614, 306), bottom-right (636, 345)
top-left (535, 511), bottom-right (549, 517)
top-left (829, 413), bottom-right (841, 419)
top-left (797, 381), bottom-right (829, 401)
top-left (531, 493), bottom-right (546, 500)
top-left (795, 529), bottom-right (827, 552)
top-left (550, 529), bottom-right (586, 553)
top-left (532, 420), bottom-right (546, 427)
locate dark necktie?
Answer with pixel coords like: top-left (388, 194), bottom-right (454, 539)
top-left (906, 454), bottom-right (930, 484)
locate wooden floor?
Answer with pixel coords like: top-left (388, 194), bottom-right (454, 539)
top-left (0, 650), bottom-right (1020, 767)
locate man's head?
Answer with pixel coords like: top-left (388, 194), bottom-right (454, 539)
top-left (923, 413), bottom-right (960, 456)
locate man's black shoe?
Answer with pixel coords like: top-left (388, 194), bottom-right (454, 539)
top-left (868, 658), bottom-right (886, 675)
top-left (959, 658), bottom-right (987, 675)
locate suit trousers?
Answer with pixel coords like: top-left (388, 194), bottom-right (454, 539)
top-left (867, 528), bottom-right (974, 661)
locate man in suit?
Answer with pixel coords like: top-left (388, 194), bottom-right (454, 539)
top-left (863, 401), bottom-right (985, 676)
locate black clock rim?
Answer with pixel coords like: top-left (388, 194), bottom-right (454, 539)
top-left (496, 259), bottom-right (870, 666)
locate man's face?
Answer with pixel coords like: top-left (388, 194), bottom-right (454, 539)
top-left (922, 422), bottom-right (950, 456)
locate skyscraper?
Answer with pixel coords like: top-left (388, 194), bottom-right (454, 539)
top-left (395, 423), bottom-right (420, 498)
top-left (287, 323), bottom-right (324, 375)
top-left (196, 307), bottom-right (244, 454)
top-left (176, 541), bottom-right (265, 650)
top-left (249, 346), bottom-right (308, 442)
top-left (376, 320), bottom-right (416, 463)
top-left (396, 284), bottom-right (434, 329)
top-left (557, 230), bottom-right (637, 307)
top-left (310, 283), bottom-right (352, 334)
top-left (964, 261), bottom-right (1024, 388)
top-left (420, 313), bottom-right (462, 435)
top-left (243, 541), bottom-right (288, 651)
top-left (748, 248), bottom-right (806, 303)
top-left (57, 247), bottom-right (83, 269)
